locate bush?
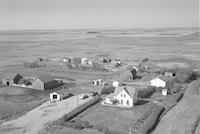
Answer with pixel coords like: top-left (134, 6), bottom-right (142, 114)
top-left (92, 62), bottom-right (106, 70)
top-left (137, 86), bottom-right (156, 98)
top-left (65, 120), bottom-right (91, 130)
top-left (100, 86), bottom-right (115, 95)
top-left (191, 115), bottom-right (200, 134)
top-left (156, 87), bottom-right (163, 93)
top-left (60, 96), bottom-right (101, 124)
top-left (24, 61), bottom-right (45, 68)
top-left (94, 124), bottom-right (120, 134)
top-left (138, 105), bottom-right (165, 134)
top-left (142, 58), bottom-right (149, 62)
top-left (174, 68), bottom-right (200, 83)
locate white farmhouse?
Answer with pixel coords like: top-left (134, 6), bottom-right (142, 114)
top-left (104, 86), bottom-right (137, 107)
top-left (150, 76), bottom-right (171, 88)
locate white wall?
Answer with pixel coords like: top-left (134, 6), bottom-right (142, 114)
top-left (150, 78), bottom-right (166, 88)
top-left (115, 90), bottom-right (133, 107)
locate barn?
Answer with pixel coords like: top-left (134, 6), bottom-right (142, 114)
top-left (2, 73), bottom-right (23, 86)
top-left (32, 75), bottom-right (59, 90)
top-left (120, 67), bottom-right (137, 81)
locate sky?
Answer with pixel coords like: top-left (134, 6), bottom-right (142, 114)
top-left (0, 0), bottom-right (199, 30)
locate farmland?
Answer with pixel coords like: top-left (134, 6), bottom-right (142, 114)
top-left (0, 28), bottom-right (199, 134)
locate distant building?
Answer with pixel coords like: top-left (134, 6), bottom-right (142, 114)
top-left (2, 73), bottom-right (23, 86)
top-left (162, 89), bottom-right (168, 96)
top-left (92, 79), bottom-right (103, 86)
top-left (50, 92), bottom-right (61, 101)
top-left (112, 81), bottom-right (119, 87)
top-left (32, 75), bottom-right (59, 90)
top-left (102, 58), bottom-right (112, 63)
top-left (88, 61), bottom-right (93, 66)
top-left (114, 59), bottom-right (121, 67)
top-left (120, 67), bottom-right (137, 81)
top-left (104, 86), bottom-right (137, 107)
top-left (150, 76), bottom-right (172, 88)
top-left (164, 72), bottom-right (175, 77)
top-left (81, 58), bottom-right (88, 65)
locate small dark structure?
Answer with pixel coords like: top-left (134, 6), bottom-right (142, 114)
top-left (103, 58), bottom-right (112, 63)
top-left (32, 75), bottom-right (59, 90)
top-left (2, 73), bottom-right (23, 86)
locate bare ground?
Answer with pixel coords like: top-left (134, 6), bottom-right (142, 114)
top-left (0, 94), bottom-right (94, 134)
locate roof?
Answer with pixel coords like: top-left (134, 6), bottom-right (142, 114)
top-left (37, 75), bottom-right (55, 83)
top-left (3, 73), bottom-right (22, 79)
top-left (151, 75), bottom-right (172, 82)
top-left (114, 86), bottom-right (136, 98)
top-left (158, 75), bottom-right (172, 82)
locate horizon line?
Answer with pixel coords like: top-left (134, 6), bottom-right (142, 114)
top-left (0, 26), bottom-right (199, 32)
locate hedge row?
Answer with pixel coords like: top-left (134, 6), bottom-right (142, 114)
top-left (159, 92), bottom-right (183, 120)
top-left (137, 86), bottom-right (156, 98)
top-left (191, 115), bottom-right (200, 134)
top-left (137, 105), bottom-right (165, 134)
top-left (59, 96), bottom-right (101, 125)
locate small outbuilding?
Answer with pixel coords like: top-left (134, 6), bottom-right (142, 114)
top-left (150, 76), bottom-right (171, 88)
top-left (92, 79), bottom-right (103, 86)
top-left (2, 73), bottom-right (23, 86)
top-left (162, 89), bottom-right (168, 96)
top-left (164, 72), bottom-right (175, 77)
top-left (120, 67), bottom-right (137, 81)
top-left (32, 75), bottom-right (59, 90)
top-left (50, 92), bottom-right (61, 101)
top-left (81, 58), bottom-right (88, 65)
top-left (112, 81), bottom-right (119, 87)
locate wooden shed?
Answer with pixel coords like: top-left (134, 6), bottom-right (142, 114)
top-left (32, 75), bottom-right (59, 90)
top-left (2, 73), bottom-right (23, 86)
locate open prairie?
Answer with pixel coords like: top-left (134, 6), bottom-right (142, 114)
top-left (0, 28), bottom-right (199, 134)
top-left (0, 28), bottom-right (199, 73)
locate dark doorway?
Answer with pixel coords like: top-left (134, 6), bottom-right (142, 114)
top-left (53, 95), bottom-right (57, 99)
top-left (6, 82), bottom-right (9, 86)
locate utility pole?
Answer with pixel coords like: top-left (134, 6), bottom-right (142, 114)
top-left (129, 127), bottom-right (132, 134)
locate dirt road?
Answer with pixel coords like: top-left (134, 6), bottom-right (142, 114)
top-left (0, 94), bottom-right (93, 134)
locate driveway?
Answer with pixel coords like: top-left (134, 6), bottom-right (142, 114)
top-left (0, 94), bottom-right (93, 134)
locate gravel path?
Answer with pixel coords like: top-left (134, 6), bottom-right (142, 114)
top-left (0, 94), bottom-right (93, 134)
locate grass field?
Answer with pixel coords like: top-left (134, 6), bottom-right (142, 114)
top-left (0, 86), bottom-right (47, 121)
top-left (0, 28), bottom-right (199, 133)
top-left (46, 102), bottom-right (154, 134)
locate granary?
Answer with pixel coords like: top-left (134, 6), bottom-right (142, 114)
top-left (105, 86), bottom-right (137, 107)
top-left (120, 67), bottom-right (137, 81)
top-left (50, 92), bottom-right (61, 101)
top-left (32, 75), bottom-right (59, 90)
top-left (162, 89), bottom-right (168, 96)
top-left (150, 76), bottom-right (172, 88)
top-left (2, 73), bottom-right (23, 86)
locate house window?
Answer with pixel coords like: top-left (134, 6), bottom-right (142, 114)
top-left (126, 100), bottom-right (129, 105)
top-left (124, 94), bottom-right (126, 97)
top-left (121, 100), bottom-right (123, 104)
top-left (121, 94), bottom-right (123, 97)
